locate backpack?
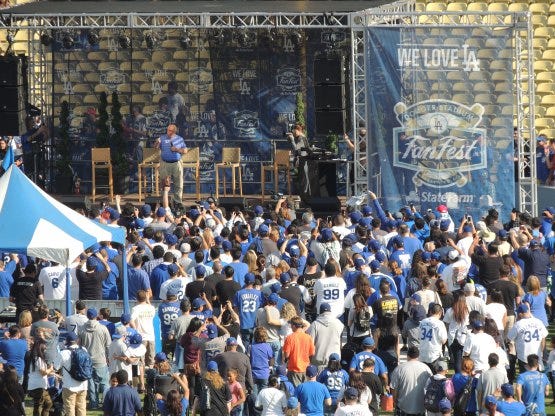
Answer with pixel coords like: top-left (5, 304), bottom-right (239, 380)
top-left (67, 347), bottom-right (93, 381)
top-left (453, 376), bottom-right (474, 415)
top-left (354, 307), bottom-right (371, 332)
top-left (423, 377), bottom-right (447, 413)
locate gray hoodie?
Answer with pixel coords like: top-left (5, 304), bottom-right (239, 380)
top-left (79, 319), bottom-right (110, 366)
top-left (306, 312), bottom-right (344, 366)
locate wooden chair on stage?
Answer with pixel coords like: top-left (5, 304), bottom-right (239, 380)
top-left (215, 147), bottom-right (242, 199)
top-left (138, 148), bottom-right (160, 203)
top-left (181, 147), bottom-right (201, 200)
top-left (261, 149), bottom-right (291, 201)
top-left (91, 147), bottom-right (113, 203)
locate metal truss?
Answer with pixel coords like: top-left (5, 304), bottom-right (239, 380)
top-left (350, 10), bottom-right (536, 214)
top-left (1, 12), bottom-right (353, 30)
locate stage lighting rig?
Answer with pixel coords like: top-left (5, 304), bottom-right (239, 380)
top-left (118, 33), bottom-right (131, 49)
top-left (180, 31), bottom-right (192, 49)
top-left (290, 30), bottom-right (303, 46)
top-left (144, 32), bottom-right (157, 49)
top-left (62, 32), bottom-right (74, 49)
top-left (40, 32), bottom-right (52, 46)
top-left (87, 30), bottom-right (99, 46)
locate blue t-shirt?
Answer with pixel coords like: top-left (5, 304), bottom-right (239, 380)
top-left (150, 264), bottom-right (171, 300)
top-left (317, 369), bottom-right (349, 405)
top-left (0, 260), bottom-right (16, 297)
top-left (250, 342), bottom-right (273, 380)
top-left (295, 380), bottom-right (331, 416)
top-left (496, 400), bottom-right (526, 416)
top-left (349, 351), bottom-right (387, 375)
top-left (127, 268), bottom-right (151, 301)
top-left (103, 384), bottom-right (143, 416)
top-left (233, 288), bottom-right (262, 330)
top-left (160, 134), bottom-right (186, 163)
top-left (99, 319), bottom-right (116, 337)
top-left (229, 262), bottom-right (249, 288)
top-left (522, 291), bottom-right (549, 326)
top-left (516, 370), bottom-right (549, 414)
top-left (102, 260), bottom-right (119, 300)
top-left (0, 338), bottom-right (27, 376)
top-left (158, 301), bottom-right (182, 338)
top-left (157, 397), bottom-right (188, 416)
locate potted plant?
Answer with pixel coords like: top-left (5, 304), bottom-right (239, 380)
top-left (325, 132), bottom-right (339, 154)
top-left (53, 100), bottom-right (74, 193)
top-left (295, 92), bottom-right (305, 127)
top-left (110, 91), bottom-right (129, 193)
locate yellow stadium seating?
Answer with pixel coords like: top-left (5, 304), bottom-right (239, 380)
top-left (94, 84), bottom-right (108, 94)
top-left (535, 27), bottom-right (555, 39)
top-left (535, 118), bottom-right (555, 129)
top-left (539, 129), bottom-right (555, 138)
top-left (541, 95), bottom-right (555, 106)
top-left (131, 73), bottom-right (149, 83)
top-left (529, 3), bottom-right (550, 15)
top-left (508, 3), bottom-right (529, 13)
top-left (546, 107), bottom-right (555, 118)
top-left (534, 61), bottom-right (553, 72)
top-left (446, 2), bottom-right (466, 11)
top-left (488, 3), bottom-right (509, 12)
top-left (83, 94), bottom-right (99, 105)
top-left (534, 38), bottom-right (548, 52)
top-left (536, 72), bottom-right (555, 83)
top-left (550, 3), bottom-right (555, 14)
top-left (84, 73), bottom-right (100, 83)
top-left (548, 15), bottom-right (555, 27)
top-left (467, 2), bottom-right (488, 12)
top-left (72, 84), bottom-right (92, 94)
top-left (453, 82), bottom-right (471, 92)
top-left (163, 61), bottom-right (182, 71)
top-left (542, 50), bottom-right (555, 61)
top-left (425, 2), bottom-right (446, 12)
top-left (536, 83), bottom-right (555, 96)
top-left (475, 94), bottom-right (495, 104)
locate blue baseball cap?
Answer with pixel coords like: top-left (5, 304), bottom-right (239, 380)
top-left (320, 228), bottom-right (333, 242)
top-left (254, 205), bottom-right (264, 215)
top-left (207, 361), bottom-right (219, 372)
top-left (361, 205), bottom-right (372, 215)
top-left (362, 336), bottom-right (375, 346)
top-left (287, 397), bottom-right (299, 409)
top-left (268, 293), bottom-right (280, 304)
top-left (195, 264), bottom-right (206, 276)
top-left (289, 245), bottom-right (300, 257)
top-left (244, 272), bottom-right (256, 284)
top-left (121, 313), bottom-right (131, 325)
top-left (222, 240), bottom-right (232, 251)
top-left (368, 240), bottom-right (380, 251)
top-left (140, 204), bottom-right (152, 216)
top-left (156, 207), bottom-right (166, 217)
top-left (369, 260), bottom-right (381, 270)
top-left (349, 211), bottom-right (362, 224)
top-left (166, 234), bottom-right (178, 246)
top-left (280, 272), bottom-right (291, 284)
top-left (354, 258), bottom-right (366, 269)
top-left (192, 298), bottom-right (206, 309)
top-left (271, 282), bottom-right (282, 293)
top-left (206, 324), bottom-right (218, 339)
top-left (167, 263), bottom-right (179, 276)
top-left (258, 224), bottom-right (269, 235)
top-left (422, 252), bottom-right (432, 261)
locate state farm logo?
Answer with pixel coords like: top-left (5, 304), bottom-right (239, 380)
top-left (393, 99), bottom-right (486, 188)
top-left (233, 110), bottom-right (259, 138)
top-left (275, 67), bottom-right (301, 95)
top-left (190, 68), bottom-right (213, 93)
top-left (99, 67), bottom-right (127, 92)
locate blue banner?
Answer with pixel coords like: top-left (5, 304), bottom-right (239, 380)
top-left (365, 26), bottom-right (515, 220)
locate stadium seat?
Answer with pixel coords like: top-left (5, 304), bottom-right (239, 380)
top-left (141, 61), bottom-right (160, 72)
top-left (541, 95), bottom-right (555, 106)
top-left (119, 61), bottom-right (132, 72)
top-left (467, 2), bottom-right (488, 12)
top-left (534, 61), bottom-right (553, 72)
top-left (152, 51), bottom-right (172, 63)
top-left (83, 94), bottom-right (99, 105)
top-left (453, 94), bottom-right (473, 105)
top-left (548, 15), bottom-right (555, 27)
top-left (76, 62), bottom-right (96, 72)
top-left (539, 129), bottom-right (555, 138)
top-left (542, 50), bottom-right (555, 61)
top-left (132, 51), bottom-right (150, 61)
top-left (501, 106), bottom-right (514, 116)
top-left (489, 60), bottom-right (511, 71)
top-left (534, 27), bottom-right (555, 39)
top-left (536, 83), bottom-right (555, 96)
top-left (534, 38), bottom-right (548, 52)
top-left (173, 50), bottom-right (189, 60)
top-left (94, 84), bottom-right (108, 94)
top-left (175, 73), bottom-right (189, 82)
top-left (535, 118), bottom-right (555, 130)
top-left (139, 83), bottom-right (153, 93)
top-left (87, 51), bottom-right (108, 61)
top-left (446, 2), bottom-right (466, 11)
top-left (508, 3), bottom-right (529, 13)
top-left (161, 39), bottom-right (181, 49)
top-left (131, 72), bottom-right (148, 83)
top-left (536, 72), bottom-right (555, 83)
top-left (491, 117), bottom-right (512, 127)
top-left (496, 94), bottom-right (513, 105)
top-left (163, 61), bottom-right (182, 71)
top-left (453, 82), bottom-right (471, 92)
top-left (84, 73), bottom-right (100, 83)
top-left (475, 94), bottom-right (495, 104)
top-left (534, 107), bottom-right (547, 118)
top-left (531, 15), bottom-right (547, 28)
top-left (425, 2), bottom-right (446, 12)
top-left (529, 2), bottom-right (550, 15)
top-left (550, 3), bottom-right (555, 14)
top-left (72, 84), bottom-right (92, 94)
top-left (488, 3), bottom-right (509, 12)
top-left (494, 82), bottom-right (512, 93)
top-left (98, 62), bottom-right (116, 72)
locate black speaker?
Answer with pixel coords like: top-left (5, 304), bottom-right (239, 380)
top-left (314, 58), bottom-right (343, 85)
top-left (0, 86), bottom-right (25, 112)
top-left (315, 110), bottom-right (345, 135)
top-left (0, 56), bottom-right (23, 87)
top-left (218, 197), bottom-right (247, 216)
top-left (0, 109), bottom-right (26, 136)
top-left (306, 196), bottom-right (341, 215)
top-left (315, 84), bottom-right (344, 110)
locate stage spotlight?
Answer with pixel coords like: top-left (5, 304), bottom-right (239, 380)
top-left (62, 33), bottom-right (74, 49)
top-left (180, 31), bottom-right (192, 49)
top-left (145, 33), bottom-right (157, 49)
top-left (40, 32), bottom-right (52, 46)
top-left (87, 31), bottom-right (99, 46)
top-left (290, 31), bottom-right (303, 46)
top-left (118, 34), bottom-right (131, 49)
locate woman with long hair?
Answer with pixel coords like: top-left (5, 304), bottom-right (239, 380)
top-left (255, 375), bottom-right (287, 416)
top-left (413, 276), bottom-right (442, 312)
top-left (347, 293), bottom-right (373, 346)
top-left (250, 327), bottom-right (274, 397)
top-left (255, 255), bottom-right (267, 281)
top-left (26, 339), bottom-right (53, 416)
top-left (344, 274), bottom-right (373, 313)
top-left (342, 371), bottom-right (371, 406)
top-left (179, 317), bottom-right (207, 401)
top-left (443, 291), bottom-right (470, 373)
top-left (523, 275), bottom-right (551, 326)
top-left (192, 361), bottom-right (232, 416)
top-left (485, 289), bottom-right (508, 340)
top-left (435, 279), bottom-right (454, 310)
top-left (17, 310), bottom-right (32, 342)
top-left (502, 254), bottom-right (524, 288)
top-left (243, 250), bottom-right (259, 274)
top-left (0, 365), bottom-right (25, 416)
top-left (450, 357), bottom-right (479, 416)
top-left (156, 375), bottom-right (190, 416)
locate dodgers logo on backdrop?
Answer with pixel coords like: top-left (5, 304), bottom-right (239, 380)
top-left (99, 67), bottom-right (127, 92)
top-left (275, 67), bottom-right (301, 95)
top-left (189, 68), bottom-right (213, 93)
top-left (233, 110), bottom-right (259, 138)
top-left (393, 99), bottom-right (486, 188)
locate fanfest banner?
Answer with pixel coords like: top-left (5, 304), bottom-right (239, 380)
top-left (50, 29), bottom-right (350, 195)
top-left (365, 27), bottom-right (515, 220)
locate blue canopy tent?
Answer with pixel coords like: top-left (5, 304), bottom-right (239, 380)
top-left (0, 165), bottom-right (128, 315)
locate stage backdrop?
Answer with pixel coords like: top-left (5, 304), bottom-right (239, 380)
top-left (50, 29), bottom-right (350, 196)
top-left (365, 26), bottom-right (515, 220)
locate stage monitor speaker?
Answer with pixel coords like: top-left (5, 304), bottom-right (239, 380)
top-left (0, 109), bottom-right (26, 136)
top-left (314, 57), bottom-right (343, 85)
top-left (0, 56), bottom-right (23, 87)
top-left (306, 196), bottom-right (341, 215)
top-left (53, 195), bottom-right (87, 211)
top-left (315, 110), bottom-right (345, 135)
top-left (0, 86), bottom-right (25, 112)
top-left (314, 84), bottom-right (344, 110)
top-left (218, 197), bottom-right (247, 215)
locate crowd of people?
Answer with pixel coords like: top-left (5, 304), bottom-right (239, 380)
top-left (0, 188), bottom-right (554, 416)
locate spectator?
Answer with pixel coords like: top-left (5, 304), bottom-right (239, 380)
top-left (476, 353), bottom-right (508, 412)
top-left (516, 354), bottom-right (550, 416)
top-left (295, 365), bottom-right (332, 416)
top-left (255, 375), bottom-right (287, 416)
top-left (307, 303), bottom-right (344, 370)
top-left (102, 370), bottom-right (143, 416)
top-left (0, 365), bottom-right (25, 416)
top-left (0, 325), bottom-right (28, 380)
top-left (334, 387), bottom-right (371, 416)
top-left (249, 326), bottom-right (274, 397)
top-left (131, 289), bottom-right (156, 368)
top-left (463, 318), bottom-right (497, 373)
top-left (65, 300), bottom-right (88, 337)
top-left (77, 254), bottom-right (110, 300)
top-left (418, 303), bottom-right (447, 370)
top-left (495, 383), bottom-right (525, 416)
top-left (168, 298), bottom-right (193, 371)
top-left (9, 263), bottom-right (43, 320)
top-left (192, 361), bottom-right (232, 416)
top-left (27, 338), bottom-right (53, 416)
top-left (56, 333), bottom-right (88, 416)
top-left (30, 305), bottom-right (60, 365)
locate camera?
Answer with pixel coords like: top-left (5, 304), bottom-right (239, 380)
top-left (272, 192), bottom-right (284, 201)
top-left (466, 215), bottom-right (472, 222)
